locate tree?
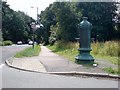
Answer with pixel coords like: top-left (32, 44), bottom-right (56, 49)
top-left (35, 26), bottom-right (45, 44)
top-left (76, 2), bottom-right (117, 41)
top-left (40, 2), bottom-right (79, 43)
top-left (39, 4), bottom-right (56, 45)
top-left (39, 2), bottom-right (118, 44)
top-left (114, 2), bottom-right (120, 39)
top-left (51, 2), bottom-right (78, 42)
top-left (2, 1), bottom-right (34, 43)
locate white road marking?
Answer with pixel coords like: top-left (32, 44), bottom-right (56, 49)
top-left (0, 64), bottom-right (5, 68)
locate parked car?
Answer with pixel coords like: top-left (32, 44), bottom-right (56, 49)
top-left (17, 41), bottom-right (22, 45)
top-left (28, 41), bottom-right (33, 45)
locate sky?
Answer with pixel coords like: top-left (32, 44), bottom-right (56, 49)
top-left (6, 0), bottom-right (56, 20)
top-left (5, 0), bottom-right (120, 20)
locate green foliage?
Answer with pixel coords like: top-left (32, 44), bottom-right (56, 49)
top-left (2, 1), bottom-right (34, 43)
top-left (40, 2), bottom-right (119, 44)
top-left (48, 41), bottom-right (119, 65)
top-left (2, 1), bottom-right (119, 45)
top-left (49, 25), bottom-right (58, 45)
top-left (91, 41), bottom-right (119, 57)
top-left (77, 2), bottom-right (118, 41)
top-left (48, 41), bottom-right (119, 74)
top-left (35, 27), bottom-right (45, 44)
top-left (114, 3), bottom-right (120, 39)
top-left (103, 67), bottom-right (120, 75)
top-left (40, 2), bottom-right (79, 44)
top-left (0, 43), bottom-right (2, 46)
top-left (2, 40), bottom-right (13, 46)
top-left (91, 41), bottom-right (119, 65)
top-left (0, 42), bottom-right (3, 46)
top-left (52, 2), bottom-right (79, 42)
top-left (56, 40), bottom-right (79, 49)
top-left (40, 4), bottom-right (56, 45)
top-left (14, 45), bottom-right (40, 58)
top-left (47, 41), bottom-right (79, 62)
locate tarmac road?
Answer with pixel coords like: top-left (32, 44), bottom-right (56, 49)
top-left (2, 44), bottom-right (30, 64)
top-left (0, 45), bottom-right (119, 88)
top-left (0, 44), bottom-right (30, 89)
top-left (2, 65), bottom-right (118, 88)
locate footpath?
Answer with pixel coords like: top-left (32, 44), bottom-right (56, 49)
top-left (6, 45), bottom-right (119, 78)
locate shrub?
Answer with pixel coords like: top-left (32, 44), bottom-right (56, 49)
top-left (103, 67), bottom-right (120, 75)
top-left (104, 41), bottom-right (118, 56)
top-left (48, 40), bottom-right (119, 65)
top-left (91, 41), bottom-right (100, 55)
top-left (55, 40), bottom-right (119, 57)
top-left (3, 40), bottom-right (13, 46)
top-left (0, 42), bottom-right (3, 46)
top-left (55, 41), bottom-right (79, 50)
top-left (91, 41), bottom-right (119, 57)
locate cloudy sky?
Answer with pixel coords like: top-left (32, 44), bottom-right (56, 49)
top-left (7, 0), bottom-right (56, 20)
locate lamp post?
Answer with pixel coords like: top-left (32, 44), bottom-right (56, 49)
top-left (30, 6), bottom-right (41, 47)
top-left (30, 7), bottom-right (39, 24)
top-left (31, 22), bottom-right (36, 49)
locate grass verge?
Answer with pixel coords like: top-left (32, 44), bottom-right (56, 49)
top-left (103, 67), bottom-right (120, 75)
top-left (91, 54), bottom-right (119, 65)
top-left (47, 41), bottom-right (119, 75)
top-left (47, 44), bottom-right (119, 65)
top-left (47, 41), bottom-right (119, 65)
top-left (14, 45), bottom-right (41, 58)
top-left (47, 45), bottom-right (78, 62)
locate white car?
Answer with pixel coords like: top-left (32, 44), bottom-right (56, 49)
top-left (28, 41), bottom-right (33, 45)
top-left (17, 41), bottom-right (22, 45)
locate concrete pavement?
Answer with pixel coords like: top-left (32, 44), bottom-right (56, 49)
top-left (6, 57), bottom-right (46, 73)
top-left (6, 45), bottom-right (119, 79)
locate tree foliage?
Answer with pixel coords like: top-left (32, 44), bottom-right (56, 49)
top-left (39, 2), bottom-right (119, 45)
top-left (2, 1), bottom-right (119, 45)
top-left (52, 2), bottom-right (78, 42)
top-left (40, 2), bottom-right (79, 44)
top-left (40, 4), bottom-right (56, 45)
top-left (76, 2), bottom-right (117, 41)
top-left (2, 1), bottom-right (34, 43)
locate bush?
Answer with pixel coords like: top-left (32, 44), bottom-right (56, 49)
top-left (3, 40), bottom-right (13, 46)
top-left (91, 41), bottom-right (119, 57)
top-left (91, 41), bottom-right (119, 65)
top-left (0, 42), bottom-right (3, 46)
top-left (104, 41), bottom-right (119, 57)
top-left (55, 40), bottom-right (119, 57)
top-left (91, 41), bottom-right (100, 55)
top-left (103, 67), bottom-right (120, 75)
top-left (48, 40), bottom-right (119, 65)
top-left (55, 41), bottom-right (79, 50)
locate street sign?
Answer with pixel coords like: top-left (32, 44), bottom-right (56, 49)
top-left (31, 24), bottom-right (36, 29)
top-left (31, 22), bottom-right (36, 29)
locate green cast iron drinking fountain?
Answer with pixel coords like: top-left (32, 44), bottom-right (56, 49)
top-left (75, 17), bottom-right (94, 63)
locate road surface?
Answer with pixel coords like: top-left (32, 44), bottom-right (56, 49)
top-left (1, 44), bottom-right (30, 89)
top-left (0, 45), bottom-right (119, 88)
top-left (2, 44), bottom-right (30, 64)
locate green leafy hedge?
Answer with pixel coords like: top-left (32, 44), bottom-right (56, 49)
top-left (0, 40), bottom-right (13, 46)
